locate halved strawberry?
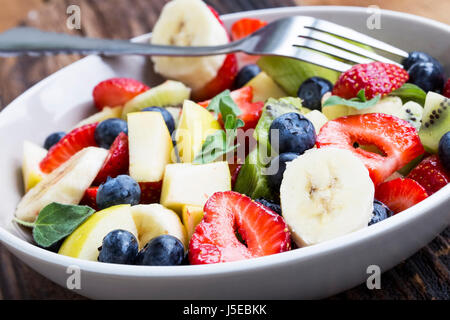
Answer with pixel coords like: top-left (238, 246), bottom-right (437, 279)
top-left (189, 191), bottom-right (291, 265)
top-left (93, 78), bottom-right (149, 111)
top-left (80, 186), bottom-right (99, 210)
top-left (40, 123), bottom-right (98, 174)
top-left (407, 155), bottom-right (450, 195)
top-left (332, 62), bottom-right (409, 100)
top-left (199, 86), bottom-right (264, 131)
top-left (316, 113), bottom-right (425, 186)
top-left (192, 54), bottom-right (239, 102)
top-left (139, 181), bottom-right (163, 204)
top-left (443, 78), bottom-right (450, 98)
top-left (231, 18), bottom-right (268, 41)
top-left (375, 178), bottom-right (428, 214)
top-left (93, 132), bottom-right (129, 185)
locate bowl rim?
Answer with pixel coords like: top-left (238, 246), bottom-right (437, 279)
top-left (0, 5), bottom-right (449, 278)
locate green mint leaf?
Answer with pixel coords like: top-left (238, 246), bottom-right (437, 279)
top-left (388, 83), bottom-right (426, 106)
top-left (206, 90), bottom-right (229, 118)
top-left (206, 90), bottom-right (243, 130)
top-left (32, 203), bottom-right (95, 248)
top-left (193, 130), bottom-right (238, 164)
top-left (323, 94), bottom-right (380, 110)
top-left (356, 89), bottom-right (367, 102)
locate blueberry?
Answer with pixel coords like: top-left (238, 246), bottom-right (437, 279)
top-left (255, 198), bottom-right (281, 215)
top-left (44, 132), bottom-right (65, 150)
top-left (402, 51), bottom-right (443, 72)
top-left (96, 175), bottom-right (141, 210)
top-left (135, 235), bottom-right (185, 266)
top-left (438, 132), bottom-right (450, 172)
top-left (267, 152), bottom-right (299, 193)
top-left (269, 112), bottom-right (316, 155)
top-left (369, 200), bottom-right (394, 225)
top-left (94, 118), bottom-right (128, 149)
top-left (408, 61), bottom-right (445, 93)
top-left (142, 106), bottom-right (176, 135)
top-left (98, 230), bottom-right (139, 265)
top-left (233, 64), bottom-right (261, 89)
top-left (297, 77), bottom-right (333, 110)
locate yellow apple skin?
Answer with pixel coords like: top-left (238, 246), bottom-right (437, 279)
top-left (58, 205), bottom-right (137, 261)
top-left (22, 141), bottom-right (47, 192)
top-left (175, 100), bottom-right (221, 163)
top-left (160, 161), bottom-right (231, 214)
top-left (128, 112), bottom-right (173, 183)
top-left (131, 204), bottom-right (187, 249)
top-left (181, 205), bottom-right (204, 241)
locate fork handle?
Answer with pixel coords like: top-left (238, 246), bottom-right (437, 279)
top-left (0, 27), bottom-right (243, 57)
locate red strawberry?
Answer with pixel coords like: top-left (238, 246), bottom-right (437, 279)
top-left (375, 178), bottom-right (428, 214)
top-left (443, 78), bottom-right (450, 98)
top-left (332, 62), bottom-right (409, 100)
top-left (93, 78), bottom-right (149, 111)
top-left (316, 113), bottom-right (424, 186)
top-left (199, 86), bottom-right (264, 131)
top-left (189, 191), bottom-right (291, 265)
top-left (407, 155), bottom-right (450, 195)
top-left (231, 18), bottom-right (268, 41)
top-left (231, 18), bottom-right (268, 67)
top-left (139, 181), bottom-right (162, 204)
top-left (80, 187), bottom-right (99, 210)
top-left (193, 54), bottom-right (239, 102)
top-left (40, 123), bottom-right (98, 174)
top-left (93, 132), bottom-right (129, 185)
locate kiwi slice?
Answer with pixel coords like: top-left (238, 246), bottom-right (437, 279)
top-left (399, 101), bottom-right (423, 130)
top-left (234, 148), bottom-right (276, 201)
top-left (122, 80), bottom-right (191, 118)
top-left (419, 92), bottom-right (450, 153)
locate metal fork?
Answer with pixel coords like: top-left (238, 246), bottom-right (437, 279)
top-left (0, 16), bottom-right (409, 72)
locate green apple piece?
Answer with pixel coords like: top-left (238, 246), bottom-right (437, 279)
top-left (122, 80), bottom-right (191, 118)
top-left (245, 71), bottom-right (287, 102)
top-left (58, 204), bottom-right (137, 261)
top-left (22, 141), bottom-right (47, 192)
top-left (128, 111), bottom-right (174, 183)
top-left (234, 147), bottom-right (276, 201)
top-left (131, 204), bottom-right (188, 249)
top-left (74, 106), bottom-right (123, 129)
top-left (181, 205), bottom-right (204, 241)
top-left (160, 161), bottom-right (231, 213)
top-left (175, 100), bottom-right (222, 163)
top-left (257, 55), bottom-right (339, 96)
top-left (419, 92), bottom-right (450, 153)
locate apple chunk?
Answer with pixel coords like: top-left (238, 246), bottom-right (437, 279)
top-left (182, 205), bottom-right (204, 241)
top-left (160, 161), bottom-right (231, 214)
top-left (128, 111), bottom-right (173, 183)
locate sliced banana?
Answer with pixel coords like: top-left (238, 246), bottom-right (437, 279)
top-left (15, 147), bottom-right (108, 222)
top-left (131, 204), bottom-right (188, 249)
top-left (280, 147), bottom-right (374, 246)
top-left (151, 0), bottom-right (229, 91)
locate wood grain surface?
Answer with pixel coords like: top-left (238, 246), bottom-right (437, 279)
top-left (0, 0), bottom-right (449, 300)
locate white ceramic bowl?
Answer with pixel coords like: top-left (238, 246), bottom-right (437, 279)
top-left (0, 6), bottom-right (449, 300)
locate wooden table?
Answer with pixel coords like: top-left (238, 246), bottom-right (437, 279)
top-left (0, 0), bottom-right (448, 300)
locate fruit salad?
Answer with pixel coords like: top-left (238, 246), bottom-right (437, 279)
top-left (14, 0), bottom-right (450, 266)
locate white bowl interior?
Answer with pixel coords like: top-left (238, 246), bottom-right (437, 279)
top-left (0, 6), bottom-right (449, 286)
